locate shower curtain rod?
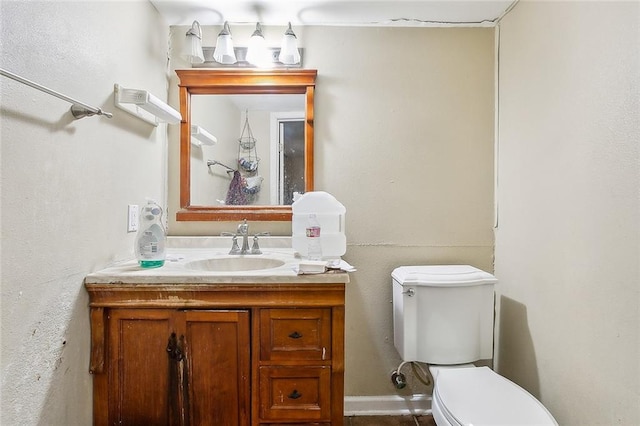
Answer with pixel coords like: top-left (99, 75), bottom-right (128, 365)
top-left (0, 68), bottom-right (113, 119)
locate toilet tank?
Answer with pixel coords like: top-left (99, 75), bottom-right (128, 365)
top-left (392, 265), bottom-right (497, 365)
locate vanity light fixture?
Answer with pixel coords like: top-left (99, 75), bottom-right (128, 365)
top-left (278, 22), bottom-right (301, 65)
top-left (183, 20), bottom-right (205, 64)
top-left (191, 125), bottom-right (217, 147)
top-left (246, 23), bottom-right (271, 67)
top-left (212, 21), bottom-right (237, 64)
top-left (114, 84), bottom-right (182, 126)
top-left (192, 22), bottom-right (304, 68)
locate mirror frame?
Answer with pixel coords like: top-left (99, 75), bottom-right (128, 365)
top-left (176, 69), bottom-right (317, 222)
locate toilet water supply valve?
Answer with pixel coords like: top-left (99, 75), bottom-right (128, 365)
top-left (391, 361), bottom-right (432, 390)
top-left (391, 370), bottom-right (407, 389)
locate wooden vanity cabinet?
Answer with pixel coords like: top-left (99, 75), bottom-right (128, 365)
top-left (85, 282), bottom-right (346, 426)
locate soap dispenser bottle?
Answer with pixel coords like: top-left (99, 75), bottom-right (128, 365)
top-left (135, 199), bottom-right (166, 268)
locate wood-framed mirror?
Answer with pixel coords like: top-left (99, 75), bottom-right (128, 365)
top-left (176, 69), bottom-right (317, 222)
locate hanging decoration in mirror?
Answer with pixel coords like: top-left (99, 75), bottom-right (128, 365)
top-left (225, 111), bottom-right (263, 205)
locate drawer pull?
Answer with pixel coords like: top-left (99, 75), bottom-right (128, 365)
top-left (288, 389), bottom-right (302, 399)
top-left (288, 331), bottom-right (303, 339)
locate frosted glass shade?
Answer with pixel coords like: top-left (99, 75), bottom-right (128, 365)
top-left (246, 23), bottom-right (271, 67)
top-left (183, 21), bottom-right (204, 64)
top-left (213, 22), bottom-right (237, 64)
top-left (184, 35), bottom-right (204, 64)
top-left (278, 23), bottom-right (300, 65)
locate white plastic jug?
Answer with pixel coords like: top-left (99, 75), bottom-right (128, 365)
top-left (292, 191), bottom-right (346, 259)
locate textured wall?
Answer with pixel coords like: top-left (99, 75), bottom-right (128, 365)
top-left (0, 2), bottom-right (170, 424)
top-left (495, 1), bottom-right (640, 424)
top-left (168, 26), bottom-right (496, 395)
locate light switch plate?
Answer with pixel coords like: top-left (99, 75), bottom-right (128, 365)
top-left (127, 204), bottom-right (139, 233)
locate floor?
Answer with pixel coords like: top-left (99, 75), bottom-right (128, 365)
top-left (345, 416), bottom-right (437, 426)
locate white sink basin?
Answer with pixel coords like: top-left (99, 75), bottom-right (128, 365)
top-left (184, 256), bottom-right (286, 272)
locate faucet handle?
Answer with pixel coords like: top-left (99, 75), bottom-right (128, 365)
top-left (250, 232), bottom-right (270, 255)
top-left (229, 236), bottom-right (241, 255)
top-left (221, 232), bottom-right (241, 254)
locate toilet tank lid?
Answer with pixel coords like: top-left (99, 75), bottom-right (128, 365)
top-left (392, 265), bottom-right (497, 287)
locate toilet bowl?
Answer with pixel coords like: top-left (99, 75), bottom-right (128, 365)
top-left (430, 366), bottom-right (558, 426)
top-left (392, 265), bottom-right (558, 426)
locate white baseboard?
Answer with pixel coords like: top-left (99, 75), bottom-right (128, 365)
top-left (344, 394), bottom-right (432, 416)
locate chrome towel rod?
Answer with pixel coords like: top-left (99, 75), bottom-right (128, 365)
top-left (207, 159), bottom-right (236, 174)
top-left (0, 68), bottom-right (113, 119)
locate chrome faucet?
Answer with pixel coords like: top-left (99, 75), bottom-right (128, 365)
top-left (236, 219), bottom-right (250, 254)
top-left (222, 220), bottom-right (269, 255)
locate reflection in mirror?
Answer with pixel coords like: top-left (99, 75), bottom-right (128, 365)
top-left (176, 69), bottom-right (317, 222)
top-left (190, 94), bottom-right (305, 207)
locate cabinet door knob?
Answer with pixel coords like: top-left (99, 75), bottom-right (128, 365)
top-left (288, 331), bottom-right (303, 339)
top-left (288, 389), bottom-right (302, 399)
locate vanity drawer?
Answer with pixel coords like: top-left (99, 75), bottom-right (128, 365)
top-left (260, 308), bottom-right (332, 361)
top-left (259, 366), bottom-right (331, 422)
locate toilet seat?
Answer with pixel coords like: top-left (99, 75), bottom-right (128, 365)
top-left (433, 367), bottom-right (558, 426)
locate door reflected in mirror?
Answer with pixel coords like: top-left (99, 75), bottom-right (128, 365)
top-left (176, 69), bottom-right (317, 222)
top-left (190, 94), bottom-right (305, 207)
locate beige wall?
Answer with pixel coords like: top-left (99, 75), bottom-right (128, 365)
top-left (495, 1), bottom-right (640, 424)
top-left (0, 2), bottom-right (170, 424)
top-left (169, 26), bottom-right (496, 395)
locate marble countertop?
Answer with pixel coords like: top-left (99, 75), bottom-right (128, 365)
top-left (85, 237), bottom-right (351, 285)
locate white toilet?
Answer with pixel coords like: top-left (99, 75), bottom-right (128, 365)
top-left (392, 265), bottom-right (558, 426)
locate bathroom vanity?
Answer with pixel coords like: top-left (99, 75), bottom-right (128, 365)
top-left (84, 245), bottom-right (349, 426)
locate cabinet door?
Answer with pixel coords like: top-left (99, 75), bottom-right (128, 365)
top-left (107, 309), bottom-right (251, 426)
top-left (108, 309), bottom-right (174, 426)
top-left (183, 310), bottom-right (251, 426)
